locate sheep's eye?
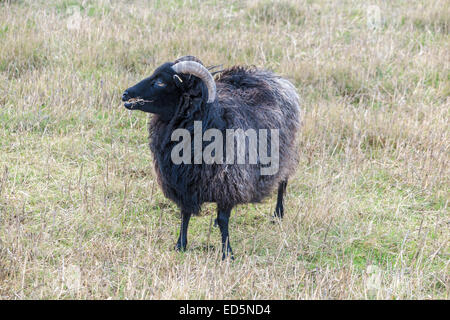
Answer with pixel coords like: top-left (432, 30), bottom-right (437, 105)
top-left (154, 80), bottom-right (166, 87)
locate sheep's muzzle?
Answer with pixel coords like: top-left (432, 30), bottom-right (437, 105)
top-left (123, 98), bottom-right (153, 109)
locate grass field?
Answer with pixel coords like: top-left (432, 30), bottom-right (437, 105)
top-left (0, 0), bottom-right (448, 299)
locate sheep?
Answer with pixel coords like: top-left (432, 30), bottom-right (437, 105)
top-left (122, 56), bottom-right (301, 259)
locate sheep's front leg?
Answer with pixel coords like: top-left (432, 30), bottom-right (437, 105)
top-left (216, 206), bottom-right (234, 260)
top-left (175, 211), bottom-right (191, 251)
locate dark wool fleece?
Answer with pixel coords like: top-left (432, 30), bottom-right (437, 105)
top-left (149, 66), bottom-right (301, 215)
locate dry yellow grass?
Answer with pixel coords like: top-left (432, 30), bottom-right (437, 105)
top-left (0, 0), bottom-right (448, 299)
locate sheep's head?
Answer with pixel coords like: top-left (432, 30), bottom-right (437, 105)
top-left (122, 57), bottom-right (216, 122)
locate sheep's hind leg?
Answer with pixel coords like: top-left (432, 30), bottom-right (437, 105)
top-left (274, 180), bottom-right (287, 219)
top-left (175, 211), bottom-right (191, 251)
top-left (216, 205), bottom-right (234, 260)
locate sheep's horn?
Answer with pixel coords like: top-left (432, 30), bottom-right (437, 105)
top-left (172, 61), bottom-right (216, 103)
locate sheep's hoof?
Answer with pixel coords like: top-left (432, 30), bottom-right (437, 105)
top-left (221, 247), bottom-right (234, 261)
top-left (175, 242), bottom-right (187, 252)
top-left (274, 209), bottom-right (284, 219)
top-left (222, 253), bottom-right (235, 261)
top-left (270, 214), bottom-right (283, 224)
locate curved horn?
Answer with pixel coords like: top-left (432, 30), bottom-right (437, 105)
top-left (172, 61), bottom-right (216, 103)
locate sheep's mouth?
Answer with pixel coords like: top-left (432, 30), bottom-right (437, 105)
top-left (124, 98), bottom-right (154, 109)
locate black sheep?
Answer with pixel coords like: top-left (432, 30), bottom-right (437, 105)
top-left (122, 56), bottom-right (301, 259)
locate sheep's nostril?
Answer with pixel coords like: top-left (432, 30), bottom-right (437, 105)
top-left (122, 91), bottom-right (130, 102)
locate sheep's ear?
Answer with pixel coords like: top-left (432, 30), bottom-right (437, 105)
top-left (173, 74), bottom-right (184, 89)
